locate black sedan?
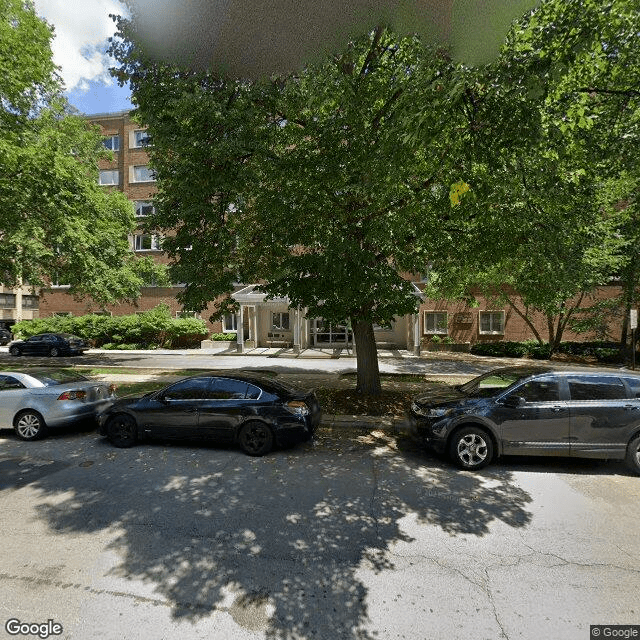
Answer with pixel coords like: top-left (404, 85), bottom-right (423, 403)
top-left (97, 373), bottom-right (322, 456)
top-left (0, 327), bottom-right (11, 345)
top-left (9, 333), bottom-right (88, 357)
top-left (408, 366), bottom-right (640, 474)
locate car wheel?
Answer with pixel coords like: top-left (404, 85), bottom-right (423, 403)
top-left (106, 414), bottom-right (138, 448)
top-left (49, 347), bottom-right (60, 357)
top-left (449, 426), bottom-right (494, 471)
top-left (9, 345), bottom-right (20, 356)
top-left (14, 411), bottom-right (48, 441)
top-left (238, 421), bottom-right (274, 456)
top-left (625, 434), bottom-right (640, 475)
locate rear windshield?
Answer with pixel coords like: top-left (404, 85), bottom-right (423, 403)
top-left (29, 370), bottom-right (89, 386)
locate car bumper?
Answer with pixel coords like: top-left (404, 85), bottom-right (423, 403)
top-left (46, 399), bottom-right (116, 428)
top-left (407, 413), bottom-right (447, 454)
top-left (275, 409), bottom-right (322, 446)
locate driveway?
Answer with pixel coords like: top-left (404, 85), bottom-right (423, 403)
top-left (0, 423), bottom-right (637, 640)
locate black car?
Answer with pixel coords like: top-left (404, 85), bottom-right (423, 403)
top-left (408, 366), bottom-right (640, 474)
top-left (9, 333), bottom-right (88, 357)
top-left (97, 373), bottom-right (322, 456)
top-left (0, 327), bottom-right (12, 345)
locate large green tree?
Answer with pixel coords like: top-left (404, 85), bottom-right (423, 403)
top-left (0, 0), bottom-right (164, 305)
top-left (111, 24), bottom-right (467, 394)
top-left (422, 0), bottom-right (638, 352)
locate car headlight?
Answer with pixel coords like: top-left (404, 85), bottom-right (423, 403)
top-left (285, 400), bottom-right (310, 416)
top-left (411, 403), bottom-right (452, 418)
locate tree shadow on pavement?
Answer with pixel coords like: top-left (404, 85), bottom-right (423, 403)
top-left (7, 427), bottom-right (533, 639)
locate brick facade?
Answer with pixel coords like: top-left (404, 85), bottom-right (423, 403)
top-left (34, 110), bottom-right (623, 346)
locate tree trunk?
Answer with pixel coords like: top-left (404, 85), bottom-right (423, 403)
top-left (352, 319), bottom-right (382, 396)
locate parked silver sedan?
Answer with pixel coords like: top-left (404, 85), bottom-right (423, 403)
top-left (0, 370), bottom-right (116, 441)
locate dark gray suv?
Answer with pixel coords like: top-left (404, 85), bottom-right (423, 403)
top-left (408, 366), bottom-right (640, 474)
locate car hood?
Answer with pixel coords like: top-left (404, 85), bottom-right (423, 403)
top-left (412, 387), bottom-right (485, 411)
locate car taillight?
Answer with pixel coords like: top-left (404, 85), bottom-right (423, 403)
top-left (57, 390), bottom-right (87, 401)
top-left (285, 400), bottom-right (310, 416)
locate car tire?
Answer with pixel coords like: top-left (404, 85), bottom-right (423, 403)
top-left (14, 410), bottom-right (48, 441)
top-left (49, 347), bottom-right (60, 357)
top-left (625, 434), bottom-right (640, 475)
top-left (448, 425), bottom-right (494, 471)
top-left (106, 414), bottom-right (138, 448)
top-left (9, 345), bottom-right (20, 356)
top-left (238, 421), bottom-right (274, 456)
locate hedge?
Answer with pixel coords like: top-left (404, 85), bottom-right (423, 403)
top-left (470, 340), bottom-right (623, 363)
top-left (11, 304), bottom-right (208, 349)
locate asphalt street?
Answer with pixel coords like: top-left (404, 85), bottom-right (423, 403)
top-left (0, 348), bottom-right (638, 640)
top-left (0, 417), bottom-right (639, 640)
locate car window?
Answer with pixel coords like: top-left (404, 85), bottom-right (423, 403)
top-left (460, 370), bottom-right (526, 398)
top-left (163, 378), bottom-right (210, 400)
top-left (208, 378), bottom-right (253, 400)
top-left (568, 376), bottom-right (627, 401)
top-left (512, 378), bottom-right (560, 402)
top-left (27, 335), bottom-right (43, 342)
top-left (28, 370), bottom-right (88, 386)
top-left (0, 375), bottom-right (25, 390)
top-left (622, 377), bottom-right (640, 398)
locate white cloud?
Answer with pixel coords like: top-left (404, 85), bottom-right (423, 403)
top-left (32, 0), bottom-right (127, 92)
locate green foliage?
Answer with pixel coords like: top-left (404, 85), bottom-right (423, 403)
top-left (470, 340), bottom-right (623, 362)
top-left (209, 333), bottom-right (236, 341)
top-left (11, 305), bottom-right (207, 348)
top-left (0, 0), bottom-right (166, 304)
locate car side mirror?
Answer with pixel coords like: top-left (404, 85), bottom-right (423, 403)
top-left (502, 395), bottom-right (525, 408)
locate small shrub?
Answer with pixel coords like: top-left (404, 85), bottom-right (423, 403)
top-left (209, 332), bottom-right (236, 341)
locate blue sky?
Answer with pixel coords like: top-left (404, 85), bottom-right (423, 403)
top-left (33, 0), bottom-right (133, 115)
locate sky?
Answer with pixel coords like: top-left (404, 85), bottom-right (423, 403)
top-left (32, 0), bottom-right (133, 115)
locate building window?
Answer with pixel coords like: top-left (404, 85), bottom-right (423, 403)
top-left (479, 311), bottom-right (505, 335)
top-left (102, 135), bottom-right (119, 151)
top-left (132, 129), bottom-right (151, 148)
top-left (223, 313), bottom-right (237, 333)
top-left (133, 234), bottom-right (161, 251)
top-left (21, 295), bottom-right (39, 310)
top-left (0, 294), bottom-right (16, 309)
top-left (98, 169), bottom-right (119, 185)
top-left (176, 311), bottom-right (199, 319)
top-left (131, 165), bottom-right (156, 183)
top-left (424, 311), bottom-right (448, 334)
top-left (134, 201), bottom-right (155, 217)
top-left (271, 312), bottom-right (290, 330)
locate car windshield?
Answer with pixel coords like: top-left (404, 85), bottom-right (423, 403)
top-left (28, 370), bottom-right (89, 386)
top-left (458, 369), bottom-right (531, 398)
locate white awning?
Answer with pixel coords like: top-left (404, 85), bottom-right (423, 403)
top-left (232, 284), bottom-right (290, 306)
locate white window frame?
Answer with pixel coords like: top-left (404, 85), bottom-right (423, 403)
top-left (479, 311), bottom-right (505, 335)
top-left (176, 311), bottom-right (200, 319)
top-left (130, 165), bottom-right (156, 183)
top-left (130, 129), bottom-right (151, 148)
top-left (133, 234), bottom-right (162, 251)
top-left (223, 314), bottom-right (237, 333)
top-left (102, 135), bottom-right (119, 151)
top-left (423, 311), bottom-right (448, 335)
top-left (134, 201), bottom-right (155, 217)
top-left (98, 169), bottom-right (119, 186)
top-left (271, 312), bottom-right (290, 331)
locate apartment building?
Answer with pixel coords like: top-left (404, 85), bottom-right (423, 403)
top-left (38, 110), bottom-right (226, 333)
top-left (36, 110), bottom-right (622, 351)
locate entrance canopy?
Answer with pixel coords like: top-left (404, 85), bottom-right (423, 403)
top-left (232, 284), bottom-right (290, 308)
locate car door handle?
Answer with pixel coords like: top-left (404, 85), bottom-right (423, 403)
top-left (551, 406), bottom-right (566, 412)
top-left (624, 405), bottom-right (639, 411)
top-left (184, 408), bottom-right (198, 413)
